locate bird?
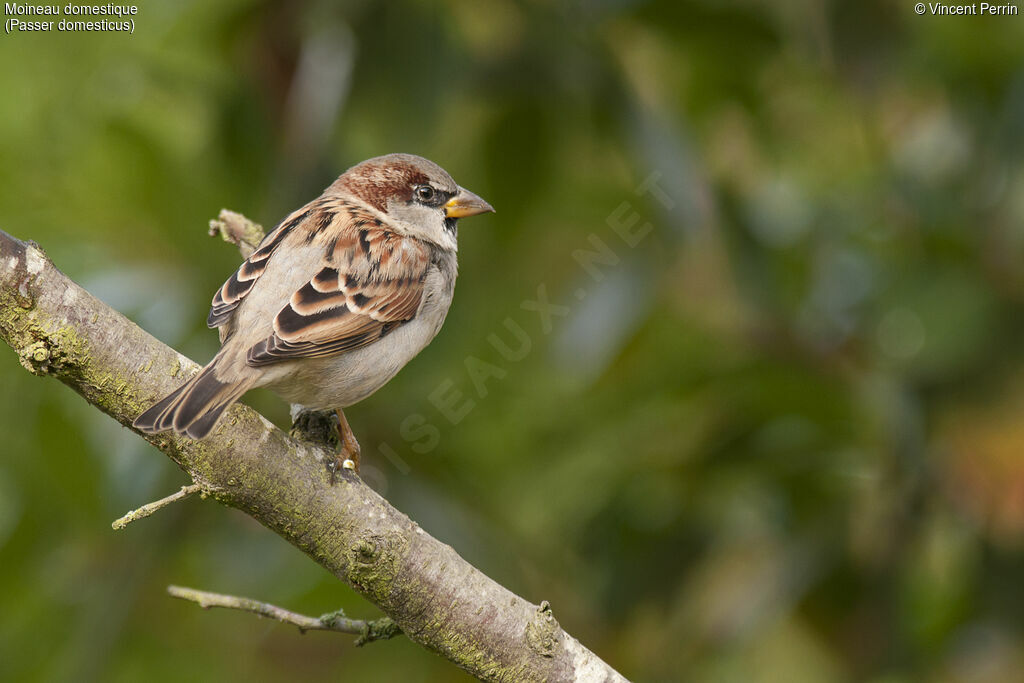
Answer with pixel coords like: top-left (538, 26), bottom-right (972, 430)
top-left (133, 153), bottom-right (493, 475)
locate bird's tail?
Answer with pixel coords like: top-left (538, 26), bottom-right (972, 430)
top-left (133, 355), bottom-right (254, 440)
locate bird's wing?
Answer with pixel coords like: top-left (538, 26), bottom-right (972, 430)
top-left (244, 211), bottom-right (431, 366)
top-left (207, 203), bottom-right (322, 329)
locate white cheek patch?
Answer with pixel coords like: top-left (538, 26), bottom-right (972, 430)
top-left (385, 201), bottom-right (458, 252)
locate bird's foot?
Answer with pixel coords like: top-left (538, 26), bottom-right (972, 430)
top-left (289, 408), bottom-right (361, 484)
top-left (326, 452), bottom-right (358, 484)
top-left (290, 408), bottom-right (341, 449)
top-left (327, 409), bottom-right (361, 484)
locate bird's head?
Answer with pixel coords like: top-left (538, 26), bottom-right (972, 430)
top-left (332, 153), bottom-right (493, 252)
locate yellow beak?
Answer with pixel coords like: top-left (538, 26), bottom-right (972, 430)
top-left (444, 188), bottom-right (494, 218)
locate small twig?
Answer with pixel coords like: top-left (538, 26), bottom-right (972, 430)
top-left (166, 585), bottom-right (402, 645)
top-left (208, 209), bottom-right (265, 258)
top-left (111, 484), bottom-right (204, 530)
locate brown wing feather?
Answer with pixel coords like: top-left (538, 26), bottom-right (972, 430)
top-left (245, 211), bottom-right (430, 367)
top-left (207, 204), bottom-right (319, 329)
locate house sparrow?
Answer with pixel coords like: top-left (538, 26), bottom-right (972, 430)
top-left (134, 153), bottom-right (493, 474)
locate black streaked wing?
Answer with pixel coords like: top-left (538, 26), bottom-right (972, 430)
top-left (207, 205), bottom-right (316, 329)
top-left (245, 224), bottom-right (430, 367)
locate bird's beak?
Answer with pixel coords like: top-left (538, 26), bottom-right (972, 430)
top-left (444, 188), bottom-right (494, 218)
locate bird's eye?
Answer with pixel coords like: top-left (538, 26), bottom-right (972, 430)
top-left (415, 185), bottom-right (436, 203)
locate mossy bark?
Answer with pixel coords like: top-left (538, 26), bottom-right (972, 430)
top-left (0, 228), bottom-right (628, 683)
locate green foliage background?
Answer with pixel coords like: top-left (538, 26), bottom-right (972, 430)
top-left (2, 1), bottom-right (1024, 681)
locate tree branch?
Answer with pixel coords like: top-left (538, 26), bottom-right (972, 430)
top-left (112, 483), bottom-right (206, 530)
top-left (207, 209), bottom-right (264, 258)
top-left (167, 585), bottom-right (401, 644)
top-left (0, 227), bottom-right (628, 682)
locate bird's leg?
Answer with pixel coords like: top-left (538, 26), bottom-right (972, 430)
top-left (288, 406), bottom-right (360, 483)
top-left (329, 408), bottom-right (361, 482)
top-left (290, 407), bottom-right (340, 447)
